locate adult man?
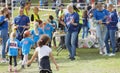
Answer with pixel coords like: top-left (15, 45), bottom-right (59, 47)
top-left (13, 7), bottom-right (30, 63)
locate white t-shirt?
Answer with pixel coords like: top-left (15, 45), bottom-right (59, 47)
top-left (35, 45), bottom-right (52, 61)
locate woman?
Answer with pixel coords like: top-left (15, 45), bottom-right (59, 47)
top-left (61, 4), bottom-right (79, 60)
top-left (93, 3), bottom-right (108, 55)
top-left (0, 8), bottom-right (9, 63)
top-left (104, 4), bottom-right (118, 56)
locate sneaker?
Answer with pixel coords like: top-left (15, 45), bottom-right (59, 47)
top-left (18, 60), bottom-right (22, 65)
top-left (108, 53), bottom-right (116, 56)
top-left (99, 51), bottom-right (103, 55)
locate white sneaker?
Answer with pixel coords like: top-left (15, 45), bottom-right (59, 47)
top-left (18, 60), bottom-right (22, 65)
top-left (108, 53), bottom-right (116, 56)
top-left (99, 51), bottom-right (103, 55)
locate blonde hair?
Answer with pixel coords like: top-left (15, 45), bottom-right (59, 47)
top-left (10, 32), bottom-right (16, 40)
top-left (67, 4), bottom-right (73, 10)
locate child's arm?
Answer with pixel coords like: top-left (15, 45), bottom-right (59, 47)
top-left (49, 52), bottom-right (59, 71)
top-left (27, 51), bottom-right (38, 65)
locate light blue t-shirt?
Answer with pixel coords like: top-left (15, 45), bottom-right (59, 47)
top-left (31, 28), bottom-right (44, 43)
top-left (43, 24), bottom-right (54, 39)
top-left (20, 37), bottom-right (34, 55)
top-left (7, 39), bottom-right (20, 56)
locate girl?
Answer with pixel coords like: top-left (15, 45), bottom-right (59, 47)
top-left (82, 10), bottom-right (89, 39)
top-left (20, 30), bottom-right (34, 68)
top-left (27, 34), bottom-right (59, 73)
top-left (5, 32), bottom-right (20, 73)
top-left (48, 15), bottom-right (57, 48)
top-left (30, 7), bottom-right (40, 30)
top-left (42, 20), bottom-right (54, 47)
top-left (31, 20), bottom-right (44, 48)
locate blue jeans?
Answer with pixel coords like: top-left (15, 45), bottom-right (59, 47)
top-left (82, 26), bottom-right (89, 39)
top-left (104, 29), bottom-right (116, 54)
top-left (96, 24), bottom-right (107, 49)
top-left (0, 29), bottom-right (8, 58)
top-left (65, 31), bottom-right (78, 58)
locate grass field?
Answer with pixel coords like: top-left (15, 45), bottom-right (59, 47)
top-left (0, 48), bottom-right (120, 73)
top-left (0, 8), bottom-right (120, 73)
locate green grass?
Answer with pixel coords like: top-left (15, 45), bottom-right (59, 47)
top-left (1, 8), bottom-right (120, 73)
top-left (0, 48), bottom-right (120, 73)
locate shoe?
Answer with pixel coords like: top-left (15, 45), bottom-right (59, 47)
top-left (27, 64), bottom-right (31, 67)
top-left (70, 58), bottom-right (75, 61)
top-left (99, 51), bottom-right (103, 55)
top-left (14, 69), bottom-right (17, 73)
top-left (108, 53), bottom-right (116, 56)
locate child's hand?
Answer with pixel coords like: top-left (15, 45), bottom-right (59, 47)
top-left (56, 65), bottom-right (59, 71)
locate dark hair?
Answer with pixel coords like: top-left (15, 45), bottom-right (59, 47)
top-left (49, 15), bottom-right (54, 20)
top-left (37, 34), bottom-right (50, 47)
top-left (2, 7), bottom-right (10, 20)
top-left (36, 19), bottom-right (43, 24)
top-left (25, 2), bottom-right (31, 6)
top-left (82, 10), bottom-right (88, 18)
top-left (73, 5), bottom-right (80, 12)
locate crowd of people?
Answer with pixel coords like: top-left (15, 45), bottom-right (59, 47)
top-left (0, 1), bottom-right (120, 73)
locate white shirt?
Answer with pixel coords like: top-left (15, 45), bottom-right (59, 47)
top-left (35, 45), bottom-right (52, 61)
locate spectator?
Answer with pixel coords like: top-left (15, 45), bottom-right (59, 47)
top-left (23, 2), bottom-right (31, 16)
top-left (13, 7), bottom-right (30, 64)
top-left (0, 8), bottom-right (9, 63)
top-left (20, 0), bottom-right (26, 7)
top-left (104, 4), bottom-right (118, 56)
top-left (30, 7), bottom-right (40, 30)
top-left (82, 10), bottom-right (89, 39)
top-left (93, 3), bottom-right (108, 55)
top-left (61, 4), bottom-right (79, 60)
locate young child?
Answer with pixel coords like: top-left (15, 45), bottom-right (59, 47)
top-left (27, 34), bottom-right (59, 73)
top-left (42, 20), bottom-right (54, 47)
top-left (82, 10), bottom-right (89, 39)
top-left (48, 15), bottom-right (57, 48)
top-left (20, 30), bottom-right (34, 68)
top-left (5, 32), bottom-right (20, 73)
top-left (31, 20), bottom-right (44, 48)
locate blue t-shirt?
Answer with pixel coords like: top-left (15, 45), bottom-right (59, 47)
top-left (13, 15), bottom-right (30, 40)
top-left (0, 15), bottom-right (8, 30)
top-left (107, 11), bottom-right (118, 30)
top-left (20, 37), bottom-right (34, 55)
top-left (50, 20), bottom-right (57, 30)
top-left (7, 39), bottom-right (20, 56)
top-left (31, 28), bottom-right (44, 43)
top-left (43, 24), bottom-right (54, 39)
top-left (64, 12), bottom-right (79, 32)
top-left (93, 9), bottom-right (109, 24)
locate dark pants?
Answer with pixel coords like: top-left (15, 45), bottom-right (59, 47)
top-left (9, 56), bottom-right (17, 67)
top-left (39, 56), bottom-right (52, 73)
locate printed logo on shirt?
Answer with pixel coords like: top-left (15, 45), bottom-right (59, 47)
top-left (9, 41), bottom-right (18, 49)
top-left (46, 27), bottom-right (50, 30)
top-left (23, 41), bottom-right (28, 44)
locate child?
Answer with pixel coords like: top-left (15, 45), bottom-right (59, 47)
top-left (5, 32), bottom-right (20, 73)
top-left (31, 20), bottom-right (44, 48)
top-left (48, 15), bottom-right (57, 48)
top-left (27, 34), bottom-right (59, 73)
top-left (20, 30), bottom-right (34, 68)
top-left (82, 10), bottom-right (89, 39)
top-left (42, 20), bottom-right (54, 47)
